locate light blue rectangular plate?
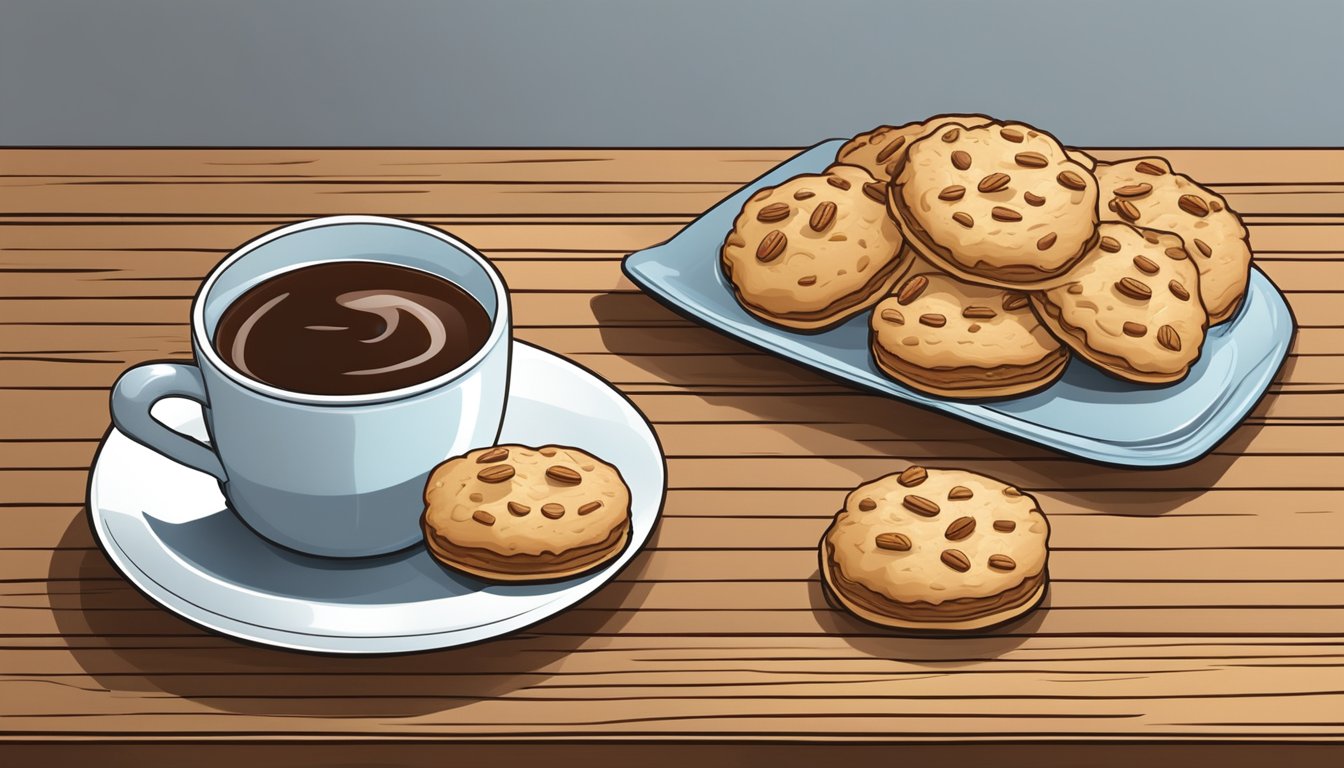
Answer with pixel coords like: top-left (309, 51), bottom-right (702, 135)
top-left (623, 140), bottom-right (1295, 467)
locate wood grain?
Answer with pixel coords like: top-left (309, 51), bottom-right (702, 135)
top-left (0, 147), bottom-right (1342, 756)
top-left (3, 744), bottom-right (1342, 768)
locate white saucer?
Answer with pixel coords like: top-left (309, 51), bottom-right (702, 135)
top-left (88, 341), bottom-right (666, 654)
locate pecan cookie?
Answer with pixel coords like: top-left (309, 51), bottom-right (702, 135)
top-left (832, 114), bottom-right (1096, 183)
top-left (832, 114), bottom-right (992, 183)
top-left (422, 444), bottom-right (631, 582)
top-left (721, 165), bottom-right (912, 331)
top-left (870, 271), bottom-right (1068, 399)
top-left (820, 466), bottom-right (1051, 631)
top-left (1030, 222), bottom-right (1208, 384)
top-left (1095, 156), bottom-right (1252, 324)
top-left (890, 120), bottom-right (1099, 289)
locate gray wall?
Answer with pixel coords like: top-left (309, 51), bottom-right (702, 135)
top-left (1, 0), bottom-right (1341, 147)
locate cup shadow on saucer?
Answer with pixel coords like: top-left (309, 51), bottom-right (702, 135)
top-left (142, 507), bottom-right (560, 605)
top-left (49, 512), bottom-right (654, 718)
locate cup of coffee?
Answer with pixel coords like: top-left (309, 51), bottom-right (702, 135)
top-left (110, 215), bottom-right (511, 557)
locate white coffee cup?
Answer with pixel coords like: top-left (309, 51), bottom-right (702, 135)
top-left (110, 216), bottom-right (511, 557)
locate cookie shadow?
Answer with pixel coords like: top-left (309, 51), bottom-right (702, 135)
top-left (807, 568), bottom-right (1045, 664)
top-left (589, 291), bottom-right (1257, 518)
top-left (50, 511), bottom-right (656, 719)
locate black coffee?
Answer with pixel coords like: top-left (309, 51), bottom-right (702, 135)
top-left (214, 261), bottom-right (492, 396)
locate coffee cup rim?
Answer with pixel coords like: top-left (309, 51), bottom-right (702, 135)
top-left (191, 215), bottom-right (510, 406)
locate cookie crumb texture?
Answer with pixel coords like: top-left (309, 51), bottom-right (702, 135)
top-left (1095, 157), bottom-right (1251, 325)
top-left (422, 444), bottom-right (632, 581)
top-left (892, 121), bottom-right (1099, 288)
top-left (721, 165), bottom-right (910, 331)
top-left (822, 466), bottom-right (1050, 629)
top-left (831, 115), bottom-right (992, 183)
top-left (1031, 222), bottom-right (1208, 384)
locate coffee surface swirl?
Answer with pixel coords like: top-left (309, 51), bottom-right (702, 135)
top-left (214, 261), bottom-right (491, 396)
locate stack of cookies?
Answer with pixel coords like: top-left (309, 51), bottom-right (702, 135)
top-left (721, 114), bottom-right (1254, 395)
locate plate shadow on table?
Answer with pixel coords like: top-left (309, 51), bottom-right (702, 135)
top-left (48, 512), bottom-right (660, 719)
top-left (590, 292), bottom-right (1272, 518)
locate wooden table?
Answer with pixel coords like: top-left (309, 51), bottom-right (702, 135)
top-left (1, 147), bottom-right (1342, 766)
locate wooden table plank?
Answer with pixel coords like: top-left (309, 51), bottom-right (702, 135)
top-left (4, 290), bottom-right (1342, 332)
top-left (4, 177), bottom-right (1340, 216)
top-left (3, 147), bottom-right (1341, 184)
top-left (0, 744), bottom-right (1329, 768)
top-left (0, 147), bottom-right (1341, 757)
top-left (2, 250), bottom-right (1341, 298)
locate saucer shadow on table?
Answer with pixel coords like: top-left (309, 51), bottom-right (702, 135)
top-left (49, 512), bottom-right (657, 719)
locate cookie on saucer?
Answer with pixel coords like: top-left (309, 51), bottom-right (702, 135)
top-left (422, 444), bottom-right (631, 582)
top-left (1030, 222), bottom-right (1208, 384)
top-left (870, 270), bottom-right (1068, 399)
top-left (890, 120), bottom-right (1099, 289)
top-left (820, 465), bottom-right (1051, 631)
top-left (721, 165), bottom-right (912, 331)
top-left (1095, 156), bottom-right (1252, 324)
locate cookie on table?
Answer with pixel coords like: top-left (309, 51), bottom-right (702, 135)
top-left (721, 165), bottom-right (912, 332)
top-left (870, 270), bottom-right (1068, 399)
top-left (1030, 222), bottom-right (1208, 385)
top-left (422, 444), bottom-right (632, 582)
top-left (820, 465), bottom-right (1051, 631)
top-left (832, 114), bottom-right (1095, 184)
top-left (889, 120), bottom-right (1099, 289)
top-left (1095, 156), bottom-right (1252, 324)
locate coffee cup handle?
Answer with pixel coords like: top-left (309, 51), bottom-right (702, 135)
top-left (110, 363), bottom-right (228, 482)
